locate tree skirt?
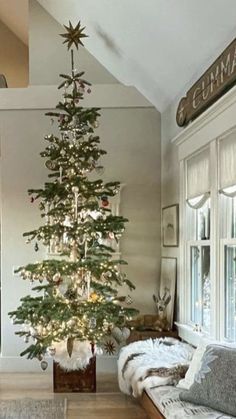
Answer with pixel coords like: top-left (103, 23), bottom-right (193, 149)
top-left (0, 398), bottom-right (67, 419)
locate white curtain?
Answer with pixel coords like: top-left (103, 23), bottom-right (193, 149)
top-left (186, 148), bottom-right (210, 208)
top-left (219, 132), bottom-right (236, 196)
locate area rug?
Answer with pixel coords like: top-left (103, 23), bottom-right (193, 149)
top-left (0, 398), bottom-right (67, 419)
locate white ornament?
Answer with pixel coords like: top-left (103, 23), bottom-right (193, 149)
top-left (93, 120), bottom-right (99, 128)
top-left (121, 327), bottom-right (130, 341)
top-left (53, 273), bottom-right (61, 283)
top-left (29, 327), bottom-right (37, 337)
top-left (47, 346), bottom-right (56, 357)
top-left (37, 325), bottom-right (43, 334)
top-left (67, 318), bottom-right (76, 327)
top-left (89, 210), bottom-right (102, 220)
top-left (64, 215), bottom-right (72, 227)
top-left (111, 326), bottom-right (130, 344)
top-left (70, 245), bottom-right (78, 262)
top-left (95, 345), bottom-right (103, 356)
top-left (58, 282), bottom-right (68, 296)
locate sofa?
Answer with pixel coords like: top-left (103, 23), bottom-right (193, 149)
top-left (118, 337), bottom-right (236, 419)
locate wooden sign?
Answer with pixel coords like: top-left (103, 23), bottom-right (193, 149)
top-left (176, 38), bottom-right (236, 127)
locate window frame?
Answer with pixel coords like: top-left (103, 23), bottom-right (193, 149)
top-left (186, 240), bottom-right (211, 332)
top-left (181, 132), bottom-right (236, 342)
top-left (172, 88), bottom-right (236, 346)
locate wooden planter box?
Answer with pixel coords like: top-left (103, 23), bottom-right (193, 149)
top-left (53, 357), bottom-right (96, 393)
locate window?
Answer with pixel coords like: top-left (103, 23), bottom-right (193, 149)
top-left (190, 245), bottom-right (210, 330)
top-left (224, 244), bottom-right (236, 341)
top-left (219, 132), bottom-right (236, 340)
top-left (180, 127), bottom-right (236, 343)
top-left (185, 148), bottom-right (211, 333)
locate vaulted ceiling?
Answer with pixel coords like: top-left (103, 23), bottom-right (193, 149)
top-left (1, 0), bottom-right (236, 111)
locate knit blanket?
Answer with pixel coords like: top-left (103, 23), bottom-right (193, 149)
top-left (118, 338), bottom-right (194, 397)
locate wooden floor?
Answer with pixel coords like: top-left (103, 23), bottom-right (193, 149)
top-left (0, 373), bottom-right (148, 418)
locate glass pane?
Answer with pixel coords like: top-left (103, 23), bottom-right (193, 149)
top-left (187, 198), bottom-right (210, 241)
top-left (220, 193), bottom-right (236, 239)
top-left (191, 245), bottom-right (211, 331)
top-left (224, 245), bottom-right (236, 341)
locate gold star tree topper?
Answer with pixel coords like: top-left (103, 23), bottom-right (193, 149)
top-left (60, 21), bottom-right (88, 50)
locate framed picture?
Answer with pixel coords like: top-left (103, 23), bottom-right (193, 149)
top-left (159, 257), bottom-right (177, 329)
top-left (162, 204), bottom-right (179, 247)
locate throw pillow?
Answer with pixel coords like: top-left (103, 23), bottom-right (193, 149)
top-left (177, 339), bottom-right (207, 390)
top-left (180, 344), bottom-right (236, 417)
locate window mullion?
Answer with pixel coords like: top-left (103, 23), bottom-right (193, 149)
top-left (210, 140), bottom-right (219, 339)
top-left (179, 159), bottom-right (187, 324)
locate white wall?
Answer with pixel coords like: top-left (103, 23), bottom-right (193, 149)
top-left (161, 98), bottom-right (184, 319)
top-left (0, 20), bottom-right (28, 87)
top-left (99, 108), bottom-right (161, 313)
top-left (0, 101), bottom-right (161, 370)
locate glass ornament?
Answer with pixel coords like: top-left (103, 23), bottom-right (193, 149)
top-left (41, 360), bottom-right (48, 371)
top-left (47, 346), bottom-right (56, 357)
top-left (89, 317), bottom-right (97, 329)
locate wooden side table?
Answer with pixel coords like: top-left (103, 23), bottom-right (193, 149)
top-left (127, 329), bottom-right (178, 344)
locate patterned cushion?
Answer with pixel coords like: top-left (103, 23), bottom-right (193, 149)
top-left (146, 386), bottom-right (235, 419)
top-left (180, 345), bottom-right (236, 417)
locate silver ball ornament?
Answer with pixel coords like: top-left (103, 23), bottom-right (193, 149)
top-left (41, 360), bottom-right (48, 371)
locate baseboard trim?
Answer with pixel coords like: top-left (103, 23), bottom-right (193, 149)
top-left (0, 356), bottom-right (53, 372)
top-left (0, 355), bottom-right (118, 373)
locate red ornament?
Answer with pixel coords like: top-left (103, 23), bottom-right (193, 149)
top-left (102, 200), bottom-right (109, 207)
top-left (101, 195), bottom-right (109, 207)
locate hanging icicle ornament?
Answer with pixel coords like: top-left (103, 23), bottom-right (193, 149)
top-left (84, 238), bottom-right (88, 258)
top-left (85, 271), bottom-right (91, 301)
top-left (89, 317), bottom-right (97, 329)
top-left (78, 234), bottom-right (86, 245)
top-left (70, 242), bottom-right (78, 262)
top-left (72, 185), bottom-right (79, 218)
top-left (59, 166), bottom-right (63, 183)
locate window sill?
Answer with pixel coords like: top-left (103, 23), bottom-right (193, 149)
top-left (175, 322), bottom-right (206, 347)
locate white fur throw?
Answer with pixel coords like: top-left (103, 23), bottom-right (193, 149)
top-left (118, 338), bottom-right (194, 397)
top-left (53, 340), bottom-right (93, 371)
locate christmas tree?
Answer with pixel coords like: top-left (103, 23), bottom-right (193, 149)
top-left (9, 22), bottom-right (138, 371)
